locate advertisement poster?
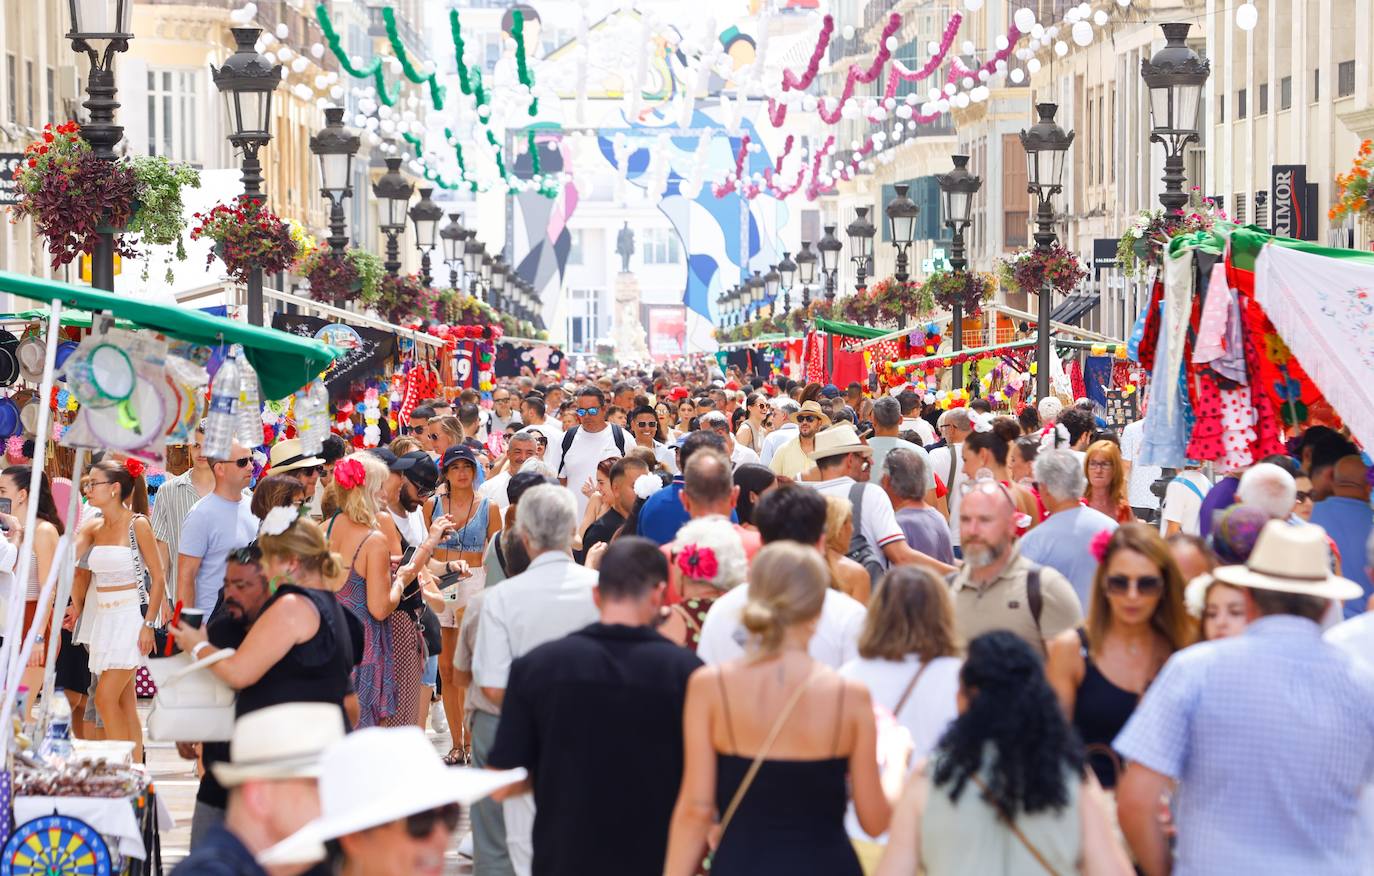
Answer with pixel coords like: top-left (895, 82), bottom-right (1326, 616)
top-left (646, 306), bottom-right (686, 360)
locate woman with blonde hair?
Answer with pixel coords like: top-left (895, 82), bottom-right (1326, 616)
top-left (170, 513), bottom-right (354, 715)
top-left (665, 543), bottom-right (906, 876)
top-left (824, 496), bottom-right (872, 604)
top-left (69, 458), bottom-right (163, 759)
top-left (1084, 440), bottom-right (1134, 523)
top-left (424, 415), bottom-right (464, 460)
top-left (1045, 523), bottom-right (1194, 789)
top-left (660, 517), bottom-right (747, 651)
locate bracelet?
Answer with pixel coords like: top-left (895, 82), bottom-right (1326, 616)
top-left (191, 641), bottom-right (213, 659)
top-left (143, 619), bottom-right (158, 629)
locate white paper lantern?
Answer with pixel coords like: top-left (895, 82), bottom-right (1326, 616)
top-left (1093, 9), bottom-right (1109, 25)
top-left (1013, 7), bottom-right (1037, 32)
top-left (842, 24), bottom-right (855, 39)
top-left (971, 85), bottom-right (990, 101)
top-left (1031, 23), bottom-right (1045, 39)
top-left (896, 104), bottom-right (913, 119)
top-left (802, 96), bottom-right (818, 112)
top-left (996, 35), bottom-right (1010, 51)
top-left (291, 57), bottom-right (309, 74)
top-left (353, 113), bottom-right (368, 127)
top-left (275, 23), bottom-right (289, 39)
top-left (1235, 2), bottom-right (1259, 29)
top-left (1078, 3), bottom-right (1092, 18)
top-left (927, 40), bottom-right (940, 54)
top-left (978, 69), bottom-right (990, 81)
top-left (1065, 7), bottom-right (1080, 22)
top-left (885, 35), bottom-right (899, 51)
top-left (965, 0), bottom-right (984, 10)
top-left (962, 76), bottom-right (975, 89)
top-left (1117, 0), bottom-right (1131, 7)
top-left (1026, 57), bottom-right (1041, 73)
top-left (311, 43), bottom-right (325, 59)
top-left (944, 82), bottom-right (957, 96)
top-left (1010, 68), bottom-right (1025, 83)
top-left (1055, 40), bottom-right (1068, 56)
top-left (1072, 20), bottom-right (1094, 46)
top-left (962, 40), bottom-right (976, 55)
top-left (995, 59), bottom-right (1008, 72)
top-left (278, 46), bottom-right (294, 62)
top-left (928, 87), bottom-right (942, 102)
top-left (1047, 25), bottom-right (1060, 38)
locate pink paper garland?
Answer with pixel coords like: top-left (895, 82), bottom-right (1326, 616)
top-left (946, 23), bottom-right (1022, 87)
top-left (712, 135), bottom-right (755, 198)
top-left (769, 14), bottom-right (903, 127)
top-left (805, 135), bottom-right (839, 201)
top-left (883, 14), bottom-right (962, 100)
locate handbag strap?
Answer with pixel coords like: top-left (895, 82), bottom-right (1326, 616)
top-left (163, 647), bottom-right (237, 685)
top-left (715, 669), bottom-right (818, 848)
top-left (891, 660), bottom-right (933, 719)
top-left (970, 774), bottom-right (1062, 876)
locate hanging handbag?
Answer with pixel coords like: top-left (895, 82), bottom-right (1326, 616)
top-left (145, 648), bottom-right (238, 742)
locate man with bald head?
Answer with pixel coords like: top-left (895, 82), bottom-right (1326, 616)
top-left (1310, 454), bottom-right (1374, 616)
top-left (948, 482), bottom-right (1082, 654)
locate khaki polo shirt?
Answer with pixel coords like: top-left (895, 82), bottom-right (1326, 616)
top-left (950, 552), bottom-right (1083, 654)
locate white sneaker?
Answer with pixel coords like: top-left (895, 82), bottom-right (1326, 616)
top-left (430, 700), bottom-right (448, 735)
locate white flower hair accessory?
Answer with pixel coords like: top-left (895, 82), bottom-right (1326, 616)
top-left (634, 472), bottom-right (665, 500)
top-left (1038, 422), bottom-right (1071, 452)
top-left (1183, 573), bottom-right (1212, 619)
top-left (969, 411), bottom-right (995, 433)
top-left (260, 505), bottom-right (298, 538)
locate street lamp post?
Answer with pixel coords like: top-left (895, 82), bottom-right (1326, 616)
top-left (408, 187), bottom-right (442, 287)
top-left (777, 252), bottom-right (797, 316)
top-left (489, 254), bottom-right (508, 311)
top-left (309, 106), bottom-right (360, 258)
top-left (1141, 23), bottom-right (1210, 213)
top-left (1020, 103), bottom-right (1074, 401)
top-left (440, 213), bottom-right (464, 289)
top-left (66, 0), bottom-right (133, 292)
top-left (795, 241), bottom-right (817, 309)
top-left (846, 207), bottom-right (876, 293)
top-left (372, 156), bottom-right (413, 278)
top-left (817, 225), bottom-right (842, 302)
top-left (936, 154), bottom-right (983, 388)
top-left (885, 185), bottom-right (919, 284)
top-left (211, 27), bottom-right (281, 325)
top-left (463, 235), bottom-right (485, 301)
top-left (763, 265), bottom-right (781, 319)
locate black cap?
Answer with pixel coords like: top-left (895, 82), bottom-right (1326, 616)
top-left (441, 445), bottom-right (480, 472)
top-left (389, 450), bottom-right (439, 493)
top-left (368, 447), bottom-right (398, 467)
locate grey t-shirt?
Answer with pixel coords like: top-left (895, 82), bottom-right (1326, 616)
top-left (866, 437), bottom-right (936, 491)
top-left (178, 493), bottom-right (259, 612)
top-left (894, 506), bottom-right (955, 565)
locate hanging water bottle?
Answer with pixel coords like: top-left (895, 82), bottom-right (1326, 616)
top-left (38, 688), bottom-right (75, 764)
top-left (203, 351), bottom-right (241, 460)
top-left (235, 346), bottom-right (263, 449)
top-left (295, 378), bottom-right (330, 457)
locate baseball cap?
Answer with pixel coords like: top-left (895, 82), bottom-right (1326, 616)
top-left (389, 451), bottom-right (438, 493)
top-left (821, 384), bottom-right (842, 399)
top-left (367, 447), bottom-right (398, 467)
top-left (441, 445), bottom-right (480, 472)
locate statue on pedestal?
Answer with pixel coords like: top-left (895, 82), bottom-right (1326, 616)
top-left (612, 271), bottom-right (650, 359)
top-left (616, 221), bottom-right (635, 274)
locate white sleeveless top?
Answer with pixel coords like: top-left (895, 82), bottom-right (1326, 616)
top-left (87, 545), bottom-right (141, 590)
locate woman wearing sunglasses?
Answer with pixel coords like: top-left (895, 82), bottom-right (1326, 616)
top-left (735, 393), bottom-right (770, 456)
top-left (655, 401), bottom-right (679, 443)
top-left (1045, 524), bottom-right (1194, 790)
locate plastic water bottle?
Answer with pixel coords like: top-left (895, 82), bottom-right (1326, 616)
top-left (38, 688), bottom-right (74, 763)
top-left (203, 351), bottom-right (241, 460)
top-left (235, 347), bottom-right (263, 449)
top-left (295, 379), bottom-right (330, 457)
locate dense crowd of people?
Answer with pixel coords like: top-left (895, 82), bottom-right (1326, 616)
top-left (20, 361), bottom-right (1374, 875)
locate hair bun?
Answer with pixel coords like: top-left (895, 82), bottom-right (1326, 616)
top-left (740, 599), bottom-right (777, 636)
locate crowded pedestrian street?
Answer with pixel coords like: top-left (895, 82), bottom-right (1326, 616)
top-left (2, 0), bottom-right (1374, 874)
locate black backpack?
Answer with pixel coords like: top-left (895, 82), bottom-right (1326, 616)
top-left (557, 424), bottom-right (627, 476)
top-left (846, 482), bottom-right (887, 586)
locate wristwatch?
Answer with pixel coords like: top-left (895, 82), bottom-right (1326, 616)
top-left (143, 619), bottom-right (157, 629)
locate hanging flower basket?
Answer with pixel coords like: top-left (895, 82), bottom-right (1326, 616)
top-left (375, 273), bottom-right (437, 325)
top-left (997, 245), bottom-right (1088, 298)
top-left (867, 277), bottom-right (935, 324)
top-left (925, 271), bottom-right (994, 317)
top-left (1116, 194), bottom-right (1226, 277)
top-left (1331, 139), bottom-right (1374, 225)
top-left (191, 199), bottom-right (299, 286)
top-left (297, 247), bottom-right (384, 306)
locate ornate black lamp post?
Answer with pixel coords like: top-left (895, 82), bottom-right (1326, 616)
top-left (817, 225), bottom-right (842, 302)
top-left (846, 207), bottom-right (876, 293)
top-left (372, 156), bottom-right (412, 278)
top-left (67, 0), bottom-right (133, 292)
top-left (212, 27), bottom-right (281, 325)
top-left (1142, 23), bottom-right (1210, 213)
top-left (763, 265), bottom-right (781, 319)
top-left (440, 213), bottom-right (464, 288)
top-left (408, 187), bottom-right (442, 287)
top-left (310, 107), bottom-right (360, 257)
top-left (936, 154), bottom-right (983, 388)
top-left (795, 241), bottom-right (817, 309)
top-left (490, 254), bottom-right (508, 312)
top-left (463, 235), bottom-right (485, 301)
top-left (715, 289), bottom-right (729, 330)
top-left (1020, 103), bottom-right (1074, 400)
top-left (776, 252), bottom-right (797, 315)
top-left (885, 185), bottom-right (919, 284)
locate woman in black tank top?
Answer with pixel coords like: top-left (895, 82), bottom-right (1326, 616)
top-left (171, 514), bottom-right (357, 718)
top-left (1044, 524), bottom-right (1195, 788)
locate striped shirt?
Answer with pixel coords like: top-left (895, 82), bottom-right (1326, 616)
top-left (150, 468), bottom-right (208, 586)
top-left (1115, 615), bottom-right (1374, 875)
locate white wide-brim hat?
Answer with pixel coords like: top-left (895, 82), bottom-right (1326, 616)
top-left (808, 423), bottom-right (872, 461)
top-left (211, 702), bottom-right (346, 788)
top-left (1211, 520), bottom-right (1363, 602)
top-left (258, 726), bottom-right (526, 866)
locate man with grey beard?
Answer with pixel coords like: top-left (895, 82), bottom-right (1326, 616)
top-left (947, 483), bottom-right (1082, 655)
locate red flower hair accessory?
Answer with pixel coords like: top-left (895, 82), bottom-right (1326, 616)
top-left (1089, 528), bottom-right (1113, 565)
top-left (676, 544), bottom-right (719, 582)
top-left (333, 457), bottom-right (366, 490)
top-left (123, 458), bottom-right (145, 479)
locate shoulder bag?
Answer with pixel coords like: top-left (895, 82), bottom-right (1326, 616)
top-left (970, 774), bottom-right (1063, 876)
top-left (146, 647), bottom-right (238, 742)
top-left (705, 670), bottom-right (817, 868)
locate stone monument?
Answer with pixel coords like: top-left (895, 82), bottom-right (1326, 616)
top-left (612, 222), bottom-right (650, 359)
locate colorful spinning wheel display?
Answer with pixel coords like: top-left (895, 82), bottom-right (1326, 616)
top-left (1, 813), bottom-right (113, 876)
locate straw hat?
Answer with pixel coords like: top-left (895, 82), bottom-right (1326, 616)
top-left (1211, 520), bottom-right (1362, 601)
top-left (789, 400), bottom-right (831, 426)
top-left (258, 726), bottom-right (526, 866)
top-left (211, 703), bottom-right (346, 788)
top-left (267, 438), bottom-right (325, 475)
top-left (808, 423), bottom-right (871, 461)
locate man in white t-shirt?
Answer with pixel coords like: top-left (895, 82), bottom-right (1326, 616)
top-left (700, 411), bottom-right (761, 468)
top-left (897, 389), bottom-right (938, 447)
top-left (927, 407), bottom-right (973, 552)
top-left (556, 386), bottom-right (627, 517)
top-left (697, 484), bottom-right (865, 667)
top-left (1120, 418), bottom-right (1161, 516)
top-left (1160, 466), bottom-right (1213, 536)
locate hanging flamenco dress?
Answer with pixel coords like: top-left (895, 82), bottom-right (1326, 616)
top-left (1136, 248), bottom-right (1195, 468)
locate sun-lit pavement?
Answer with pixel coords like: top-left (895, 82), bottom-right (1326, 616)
top-left (140, 704), bottom-right (474, 874)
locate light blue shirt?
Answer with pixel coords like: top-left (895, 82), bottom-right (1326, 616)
top-left (1016, 505), bottom-right (1118, 607)
top-left (178, 493), bottom-right (259, 613)
top-left (1115, 616), bottom-right (1374, 876)
top-left (1310, 496), bottom-right (1374, 617)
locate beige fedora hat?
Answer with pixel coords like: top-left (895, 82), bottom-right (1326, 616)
top-left (267, 438), bottom-right (325, 475)
top-left (789, 400), bottom-right (832, 426)
top-left (211, 702), bottom-right (346, 788)
top-left (808, 423), bottom-right (872, 461)
top-left (1211, 520), bottom-right (1363, 601)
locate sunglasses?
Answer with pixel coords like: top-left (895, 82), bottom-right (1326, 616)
top-left (1104, 575), bottom-right (1164, 596)
top-left (427, 433), bottom-right (441, 441)
top-left (634, 420), bottom-right (657, 429)
top-left (218, 457), bottom-right (252, 469)
top-left (300, 466), bottom-right (323, 478)
top-left (1296, 490), bottom-right (1312, 502)
top-left (577, 407), bottom-right (601, 417)
top-left (534, 436), bottom-right (548, 446)
top-left (493, 396), bottom-right (511, 403)
top-left (796, 415), bottom-right (822, 424)
top-left (403, 803), bottom-right (462, 839)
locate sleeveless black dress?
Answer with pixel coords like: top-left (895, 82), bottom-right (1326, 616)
top-left (1070, 627), bottom-right (1139, 789)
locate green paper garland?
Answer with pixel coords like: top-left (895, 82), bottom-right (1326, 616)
top-left (381, 6), bottom-right (446, 109)
top-left (510, 9), bottom-right (539, 118)
top-left (316, 2), bottom-right (399, 106)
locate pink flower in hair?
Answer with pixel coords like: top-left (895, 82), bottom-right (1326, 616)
top-left (676, 544), bottom-right (719, 582)
top-left (333, 457), bottom-right (366, 490)
top-left (1089, 528), bottom-right (1114, 565)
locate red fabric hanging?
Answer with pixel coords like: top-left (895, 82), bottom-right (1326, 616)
top-left (830, 348), bottom-right (867, 388)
